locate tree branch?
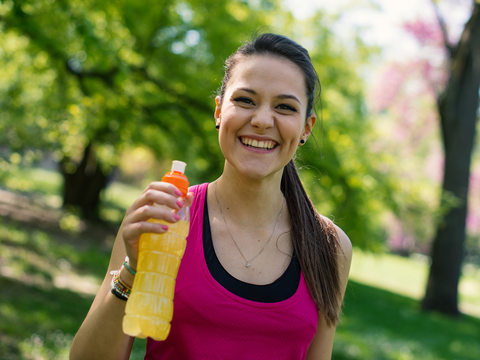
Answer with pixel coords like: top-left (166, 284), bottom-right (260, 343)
top-left (131, 66), bottom-right (213, 115)
top-left (65, 64), bottom-right (118, 87)
top-left (437, 3), bottom-right (480, 151)
top-left (430, 0), bottom-right (455, 56)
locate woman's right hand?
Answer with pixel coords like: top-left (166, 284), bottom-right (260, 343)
top-left (120, 181), bottom-right (193, 271)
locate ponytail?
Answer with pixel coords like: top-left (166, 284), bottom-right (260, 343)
top-left (281, 160), bottom-right (341, 326)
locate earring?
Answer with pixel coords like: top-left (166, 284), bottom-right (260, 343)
top-left (215, 124), bottom-right (220, 130)
top-left (300, 139), bottom-right (305, 144)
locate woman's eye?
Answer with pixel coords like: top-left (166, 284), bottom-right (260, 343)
top-left (233, 97), bottom-right (254, 105)
top-left (277, 104), bottom-right (297, 112)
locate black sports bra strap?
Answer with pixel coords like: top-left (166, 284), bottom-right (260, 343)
top-left (203, 191), bottom-right (300, 303)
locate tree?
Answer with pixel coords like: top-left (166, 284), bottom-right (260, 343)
top-left (1, 0), bottom-right (404, 254)
top-left (0, 0), bottom-right (276, 219)
top-left (366, 0), bottom-right (480, 315)
top-left (422, 0), bottom-right (480, 315)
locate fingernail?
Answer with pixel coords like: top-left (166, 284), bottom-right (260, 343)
top-left (161, 225), bottom-right (169, 231)
top-left (173, 214), bottom-right (181, 221)
top-left (174, 189), bottom-right (183, 196)
top-left (176, 200), bottom-right (184, 208)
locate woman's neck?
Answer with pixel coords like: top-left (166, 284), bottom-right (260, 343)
top-left (212, 164), bottom-right (286, 228)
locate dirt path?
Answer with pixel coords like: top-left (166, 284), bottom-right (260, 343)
top-left (0, 189), bottom-right (62, 227)
top-left (0, 188), bottom-right (118, 247)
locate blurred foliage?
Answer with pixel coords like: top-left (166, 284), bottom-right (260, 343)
top-left (280, 14), bottom-right (431, 250)
top-left (0, 0), bottom-right (279, 180)
top-left (0, 0), bottom-right (432, 249)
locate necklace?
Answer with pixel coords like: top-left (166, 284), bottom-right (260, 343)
top-left (214, 181), bottom-right (286, 268)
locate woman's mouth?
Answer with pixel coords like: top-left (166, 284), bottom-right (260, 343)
top-left (239, 136), bottom-right (278, 150)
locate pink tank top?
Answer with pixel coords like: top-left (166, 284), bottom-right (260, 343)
top-left (145, 183), bottom-right (319, 359)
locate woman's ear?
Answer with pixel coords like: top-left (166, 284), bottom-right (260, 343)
top-left (304, 113), bottom-right (316, 140)
top-left (214, 96), bottom-right (222, 123)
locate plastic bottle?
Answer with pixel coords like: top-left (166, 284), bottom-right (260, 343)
top-left (123, 160), bottom-right (189, 341)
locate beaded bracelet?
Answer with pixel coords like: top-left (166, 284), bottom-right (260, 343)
top-left (118, 272), bottom-right (132, 289)
top-left (110, 271), bottom-right (131, 301)
top-left (111, 287), bottom-right (128, 301)
top-left (123, 256), bottom-right (137, 276)
top-left (111, 280), bottom-right (130, 300)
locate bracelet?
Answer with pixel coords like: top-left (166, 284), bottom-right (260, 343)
top-left (115, 272), bottom-right (132, 293)
top-left (111, 281), bottom-right (130, 300)
top-left (110, 271), bottom-right (131, 301)
top-left (111, 287), bottom-right (128, 301)
top-left (123, 256), bottom-right (137, 276)
top-left (118, 271), bottom-right (132, 289)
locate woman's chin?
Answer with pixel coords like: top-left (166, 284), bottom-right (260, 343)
top-left (228, 162), bottom-right (284, 182)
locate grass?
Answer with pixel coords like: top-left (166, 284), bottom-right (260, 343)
top-left (1, 217), bottom-right (479, 360)
top-left (1, 166), bottom-right (479, 359)
top-left (350, 250), bottom-right (480, 318)
top-left (334, 281), bottom-right (480, 360)
top-left (0, 217), bottom-right (150, 360)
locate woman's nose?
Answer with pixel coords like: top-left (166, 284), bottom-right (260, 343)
top-left (250, 106), bottom-right (274, 130)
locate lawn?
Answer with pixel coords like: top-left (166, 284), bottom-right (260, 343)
top-left (1, 167), bottom-right (479, 359)
top-left (334, 281), bottom-right (480, 360)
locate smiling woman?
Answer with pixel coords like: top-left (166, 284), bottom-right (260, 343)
top-left (215, 55), bottom-right (314, 181)
top-left (70, 33), bottom-right (352, 360)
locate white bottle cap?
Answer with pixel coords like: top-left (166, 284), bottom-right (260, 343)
top-left (171, 160), bottom-right (187, 174)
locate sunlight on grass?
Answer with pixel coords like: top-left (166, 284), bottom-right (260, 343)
top-left (103, 181), bottom-right (143, 210)
top-left (0, 227), bottom-right (103, 296)
top-left (0, 219), bottom-right (109, 359)
top-left (350, 249), bottom-right (480, 318)
top-left (1, 166), bottom-right (143, 225)
top-left (334, 280), bottom-right (480, 360)
top-left (350, 249), bottom-right (429, 299)
top-left (1, 166), bottom-right (62, 196)
top-left (18, 331), bottom-right (72, 360)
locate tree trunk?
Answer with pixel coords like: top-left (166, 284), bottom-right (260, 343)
top-left (61, 144), bottom-right (109, 220)
top-left (422, 4), bottom-right (480, 315)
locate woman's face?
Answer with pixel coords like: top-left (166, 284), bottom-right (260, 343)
top-left (215, 55), bottom-right (316, 181)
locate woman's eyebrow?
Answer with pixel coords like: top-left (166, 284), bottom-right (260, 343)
top-left (236, 88), bottom-right (301, 104)
top-left (276, 94), bottom-right (301, 104)
top-left (236, 87), bottom-right (257, 94)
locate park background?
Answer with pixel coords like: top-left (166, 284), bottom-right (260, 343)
top-left (0, 0), bottom-right (479, 359)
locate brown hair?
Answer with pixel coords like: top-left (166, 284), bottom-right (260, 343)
top-left (219, 33), bottom-right (342, 326)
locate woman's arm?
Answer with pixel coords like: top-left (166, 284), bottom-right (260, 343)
top-left (69, 231), bottom-right (134, 360)
top-left (306, 225), bottom-right (352, 360)
top-left (70, 182), bottom-right (192, 360)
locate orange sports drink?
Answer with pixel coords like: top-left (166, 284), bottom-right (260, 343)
top-left (123, 160), bottom-right (189, 341)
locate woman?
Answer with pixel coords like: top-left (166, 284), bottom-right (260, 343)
top-left (70, 33), bottom-right (352, 360)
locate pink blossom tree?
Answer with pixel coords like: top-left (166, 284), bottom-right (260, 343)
top-left (371, 0), bottom-right (480, 315)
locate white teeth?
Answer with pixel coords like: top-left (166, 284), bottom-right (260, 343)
top-left (241, 137), bottom-right (276, 150)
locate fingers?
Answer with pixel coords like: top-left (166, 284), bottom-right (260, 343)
top-left (129, 203), bottom-right (182, 225)
top-left (123, 219), bottom-right (170, 244)
top-left (128, 182), bottom-right (183, 215)
top-left (184, 192), bottom-right (194, 207)
top-left (122, 183), bottom-right (193, 244)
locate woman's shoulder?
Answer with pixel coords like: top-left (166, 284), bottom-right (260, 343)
top-left (318, 213), bottom-right (352, 261)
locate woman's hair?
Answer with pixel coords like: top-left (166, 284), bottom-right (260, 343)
top-left (219, 33), bottom-right (342, 326)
